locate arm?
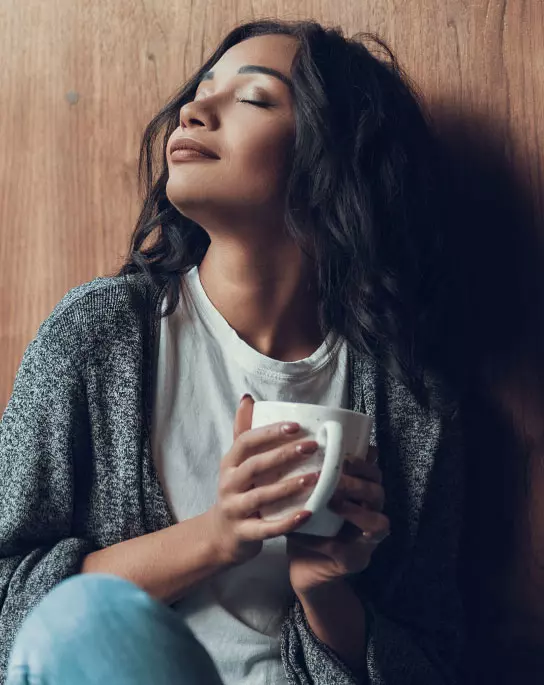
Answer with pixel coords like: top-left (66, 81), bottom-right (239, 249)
top-left (81, 510), bottom-right (233, 604)
top-left (281, 404), bottom-right (466, 685)
top-left (0, 328), bottom-right (95, 680)
top-left (0, 319), bottom-right (240, 679)
top-left (360, 408), bottom-right (466, 685)
top-left (297, 580), bottom-right (368, 681)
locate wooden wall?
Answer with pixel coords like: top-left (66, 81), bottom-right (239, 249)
top-left (1, 0), bottom-right (544, 678)
top-left (1, 0), bottom-right (542, 410)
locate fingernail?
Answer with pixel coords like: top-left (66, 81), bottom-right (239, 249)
top-left (294, 511), bottom-right (312, 523)
top-left (240, 393), bottom-right (253, 404)
top-left (296, 442), bottom-right (318, 454)
top-left (299, 472), bottom-right (320, 486)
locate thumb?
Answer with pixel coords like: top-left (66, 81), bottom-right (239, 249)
top-left (233, 393), bottom-right (254, 441)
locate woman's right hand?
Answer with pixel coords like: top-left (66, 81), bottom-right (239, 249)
top-left (206, 395), bottom-right (320, 566)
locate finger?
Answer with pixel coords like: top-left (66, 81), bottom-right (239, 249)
top-left (233, 438), bottom-right (318, 491)
top-left (229, 420), bottom-right (307, 468)
top-left (239, 508), bottom-right (314, 541)
top-left (329, 502), bottom-right (390, 542)
top-left (227, 471), bottom-right (320, 519)
top-left (343, 458), bottom-right (382, 484)
top-left (233, 394), bottom-right (255, 441)
top-left (331, 475), bottom-right (385, 511)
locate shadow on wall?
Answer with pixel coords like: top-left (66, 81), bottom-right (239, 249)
top-left (434, 108), bottom-right (544, 684)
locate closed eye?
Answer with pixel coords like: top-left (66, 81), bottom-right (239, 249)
top-left (237, 98), bottom-right (271, 108)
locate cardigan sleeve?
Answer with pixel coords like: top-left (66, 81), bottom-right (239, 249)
top-left (280, 407), bottom-right (466, 685)
top-left (0, 324), bottom-right (96, 682)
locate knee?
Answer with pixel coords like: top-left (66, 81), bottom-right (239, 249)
top-left (42, 572), bottom-right (152, 614)
top-left (28, 573), bottom-right (151, 627)
top-left (8, 574), bottom-right (223, 685)
top-left (9, 574), bottom-right (159, 668)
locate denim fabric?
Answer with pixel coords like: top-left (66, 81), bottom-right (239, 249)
top-left (0, 272), bottom-right (465, 685)
top-left (6, 574), bottom-right (224, 685)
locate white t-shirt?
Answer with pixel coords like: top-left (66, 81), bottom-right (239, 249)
top-left (151, 265), bottom-right (349, 685)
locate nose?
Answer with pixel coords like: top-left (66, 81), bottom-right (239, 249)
top-left (179, 99), bottom-right (218, 130)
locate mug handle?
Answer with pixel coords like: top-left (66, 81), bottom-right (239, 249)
top-left (303, 420), bottom-right (343, 514)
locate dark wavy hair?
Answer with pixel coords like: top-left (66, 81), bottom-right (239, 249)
top-left (117, 18), bottom-right (454, 410)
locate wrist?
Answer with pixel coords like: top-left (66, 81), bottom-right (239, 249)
top-left (200, 508), bottom-right (238, 569)
top-left (295, 579), bottom-right (368, 678)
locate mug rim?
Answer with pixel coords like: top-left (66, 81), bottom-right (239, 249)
top-left (253, 400), bottom-right (371, 419)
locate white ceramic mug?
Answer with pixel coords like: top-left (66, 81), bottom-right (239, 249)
top-left (251, 401), bottom-right (373, 537)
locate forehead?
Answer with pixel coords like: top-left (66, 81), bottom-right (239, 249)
top-left (211, 34), bottom-right (299, 80)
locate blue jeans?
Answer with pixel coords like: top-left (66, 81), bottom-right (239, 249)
top-left (6, 574), bottom-right (224, 685)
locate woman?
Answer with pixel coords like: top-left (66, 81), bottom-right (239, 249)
top-left (0, 18), bottom-right (465, 685)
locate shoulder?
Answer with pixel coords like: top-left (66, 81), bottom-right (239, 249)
top-left (32, 273), bottom-right (165, 368)
top-left (46, 272), bottom-right (160, 321)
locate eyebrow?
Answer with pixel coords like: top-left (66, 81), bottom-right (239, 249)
top-left (199, 65), bottom-right (293, 90)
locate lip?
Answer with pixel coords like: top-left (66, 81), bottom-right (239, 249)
top-left (169, 137), bottom-right (219, 160)
top-left (170, 148), bottom-right (217, 162)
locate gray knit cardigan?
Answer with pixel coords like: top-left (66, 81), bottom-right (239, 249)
top-left (0, 273), bottom-right (465, 684)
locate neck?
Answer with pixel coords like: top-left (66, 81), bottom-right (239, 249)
top-left (197, 237), bottom-right (324, 362)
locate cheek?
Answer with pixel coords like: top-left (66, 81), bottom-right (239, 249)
top-left (225, 128), bottom-right (293, 202)
top-left (165, 124), bottom-right (294, 213)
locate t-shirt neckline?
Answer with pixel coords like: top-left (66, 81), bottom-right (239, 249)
top-left (183, 265), bottom-right (343, 381)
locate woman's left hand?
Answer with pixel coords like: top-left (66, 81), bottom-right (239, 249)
top-left (286, 447), bottom-right (390, 597)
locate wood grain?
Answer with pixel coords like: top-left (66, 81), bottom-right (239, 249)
top-left (1, 1), bottom-right (544, 677)
top-left (1, 1), bottom-right (542, 409)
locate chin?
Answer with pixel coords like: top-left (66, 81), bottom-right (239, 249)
top-left (166, 182), bottom-right (211, 213)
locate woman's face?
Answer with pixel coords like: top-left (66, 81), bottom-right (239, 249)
top-left (165, 34), bottom-right (298, 232)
